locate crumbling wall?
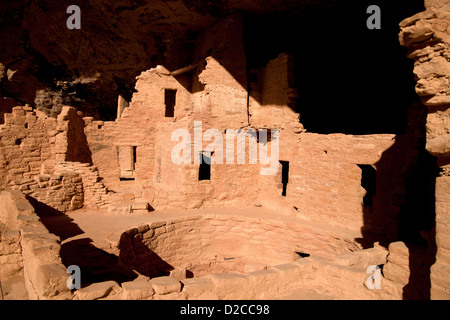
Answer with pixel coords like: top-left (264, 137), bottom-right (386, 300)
top-left (249, 53), bottom-right (302, 132)
top-left (83, 66), bottom-right (193, 204)
top-left (191, 13), bottom-right (248, 128)
top-left (55, 106), bottom-right (92, 164)
top-left (83, 14), bottom-right (261, 211)
top-left (0, 106), bottom-right (56, 189)
top-left (0, 106), bottom-right (97, 212)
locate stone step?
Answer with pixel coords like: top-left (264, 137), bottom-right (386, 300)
top-left (107, 202), bottom-right (150, 215)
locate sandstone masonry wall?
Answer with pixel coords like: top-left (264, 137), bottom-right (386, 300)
top-left (8, 172), bottom-right (84, 213)
top-left (0, 106), bottom-right (56, 189)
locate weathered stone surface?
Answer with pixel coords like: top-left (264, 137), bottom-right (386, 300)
top-left (33, 263), bottom-right (70, 299)
top-left (75, 281), bottom-right (120, 300)
top-left (149, 276), bottom-right (181, 295)
top-left (121, 277), bottom-right (155, 300)
top-left (181, 277), bottom-right (216, 299)
top-left (207, 273), bottom-right (252, 299)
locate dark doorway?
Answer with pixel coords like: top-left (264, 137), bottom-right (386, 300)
top-left (164, 89), bottom-right (176, 117)
top-left (280, 161), bottom-right (289, 196)
top-left (358, 164), bottom-right (377, 206)
top-left (199, 152), bottom-right (211, 181)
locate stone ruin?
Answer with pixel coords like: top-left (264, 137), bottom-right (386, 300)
top-left (0, 0), bottom-right (449, 300)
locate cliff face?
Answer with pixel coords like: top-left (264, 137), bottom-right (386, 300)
top-left (1, 0), bottom-right (423, 121)
top-left (0, 0), bottom-right (219, 119)
top-left (399, 0), bottom-right (450, 299)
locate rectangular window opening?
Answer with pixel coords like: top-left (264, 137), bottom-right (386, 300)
top-left (358, 164), bottom-right (377, 206)
top-left (133, 146), bottom-right (137, 168)
top-left (199, 152), bottom-right (212, 181)
top-left (164, 89), bottom-right (176, 117)
top-left (280, 160), bottom-right (289, 197)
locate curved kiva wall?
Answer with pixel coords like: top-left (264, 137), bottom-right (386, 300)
top-left (118, 214), bottom-right (362, 279)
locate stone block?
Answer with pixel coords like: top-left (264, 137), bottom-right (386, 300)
top-left (17, 214), bottom-right (40, 223)
top-left (0, 262), bottom-right (23, 278)
top-left (247, 269), bottom-right (281, 298)
top-left (2, 230), bottom-right (21, 242)
top-left (75, 280), bottom-right (121, 300)
top-left (181, 277), bottom-right (216, 299)
top-left (0, 241), bottom-right (21, 254)
top-left (108, 204), bottom-right (132, 215)
top-left (207, 273), bottom-right (253, 299)
top-left (131, 202), bottom-right (149, 211)
top-left (121, 277), bottom-right (155, 300)
top-left (137, 224), bottom-right (149, 233)
top-left (243, 261), bottom-right (268, 273)
top-left (271, 263), bottom-right (304, 282)
top-left (15, 199), bottom-right (35, 213)
top-left (0, 253), bottom-right (22, 264)
top-left (150, 276), bottom-right (181, 295)
top-left (169, 267), bottom-right (187, 280)
top-left (383, 262), bottom-right (410, 284)
top-left (143, 228), bottom-right (155, 239)
top-left (33, 263), bottom-right (70, 299)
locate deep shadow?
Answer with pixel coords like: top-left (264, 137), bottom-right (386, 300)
top-left (163, 1), bottom-right (425, 135)
top-left (66, 112), bottom-right (93, 164)
top-left (358, 164), bottom-right (377, 206)
top-left (26, 196), bottom-right (84, 241)
top-left (61, 238), bottom-right (137, 287)
top-left (242, 1), bottom-right (425, 134)
top-left (118, 231), bottom-right (174, 278)
top-left (280, 160), bottom-right (289, 197)
top-left (28, 196), bottom-right (138, 286)
top-left (356, 99), bottom-right (438, 299)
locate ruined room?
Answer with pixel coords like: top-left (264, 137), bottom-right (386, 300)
top-left (0, 0), bottom-right (449, 300)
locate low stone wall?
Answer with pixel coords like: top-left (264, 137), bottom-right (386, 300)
top-left (0, 223), bottom-right (22, 282)
top-left (0, 190), bottom-right (71, 299)
top-left (74, 245), bottom-right (392, 300)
